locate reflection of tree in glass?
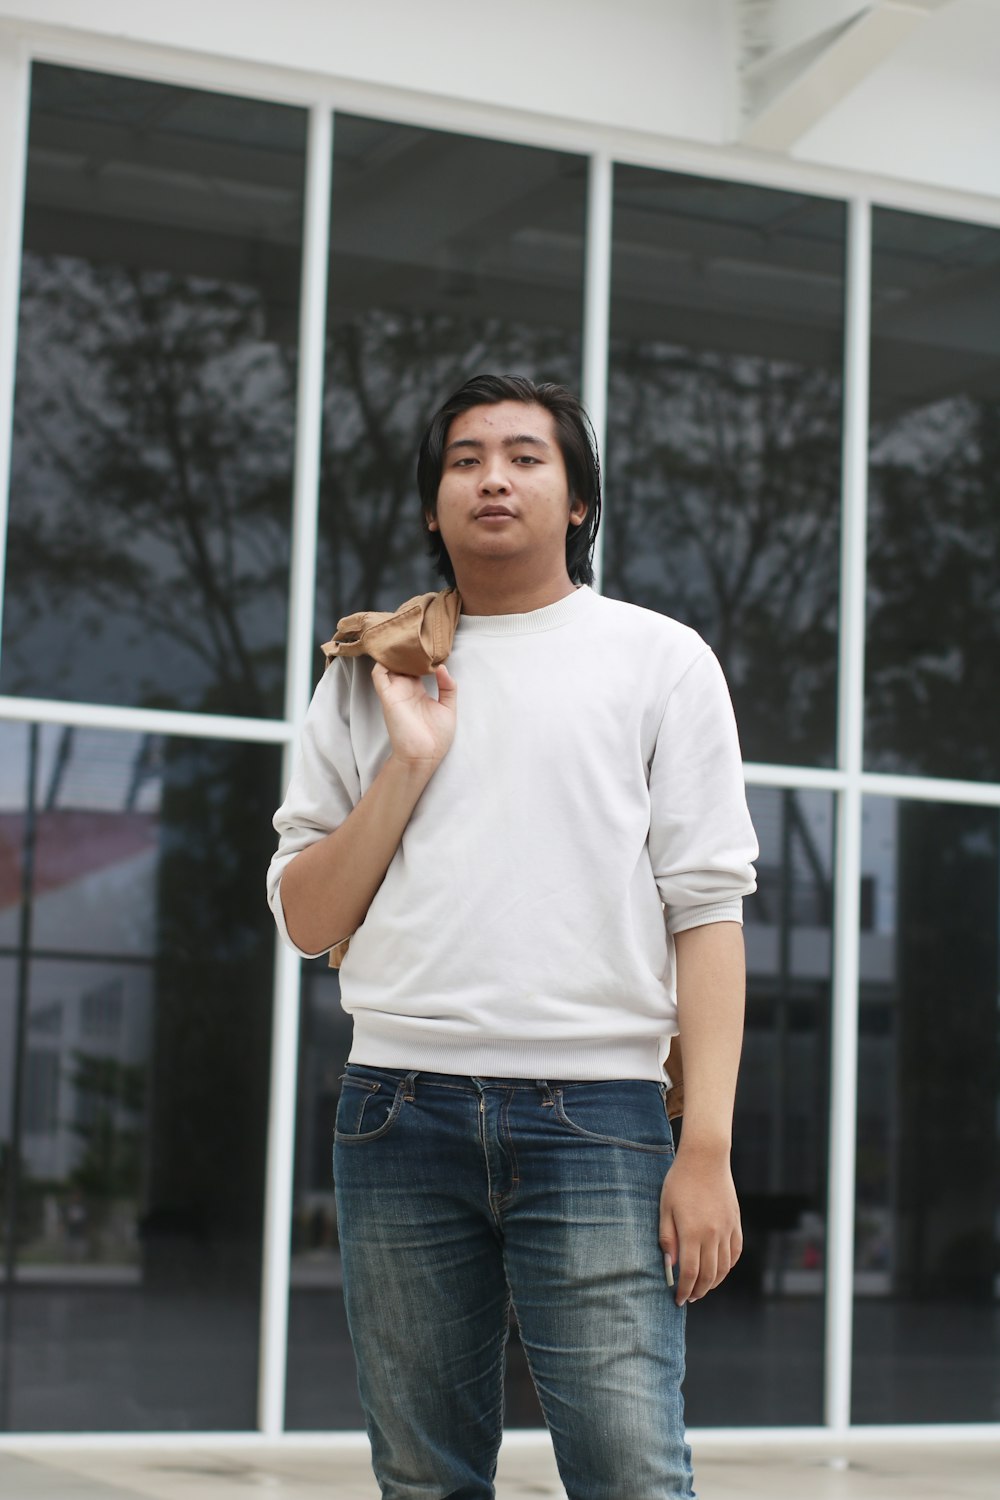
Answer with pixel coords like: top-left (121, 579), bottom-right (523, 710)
top-left (316, 309), bottom-right (580, 631)
top-left (143, 740), bottom-right (276, 1284)
top-left (68, 1050), bottom-right (144, 1202)
top-left (866, 397), bottom-right (1000, 782)
top-left (6, 254), bottom-right (295, 716)
top-left (605, 346), bottom-right (841, 767)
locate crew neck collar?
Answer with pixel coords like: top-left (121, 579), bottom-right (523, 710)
top-left (456, 585), bottom-right (594, 636)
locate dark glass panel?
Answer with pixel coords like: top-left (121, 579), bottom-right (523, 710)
top-left (0, 721), bottom-right (279, 1430)
top-left (284, 963), bottom-right (362, 1429)
top-left (683, 786), bottom-right (833, 1426)
top-left (852, 796), bottom-right (1000, 1423)
top-left (865, 209), bottom-right (1000, 781)
top-left (606, 167), bottom-right (846, 767)
top-left (314, 116), bottom-right (587, 643)
top-left (2, 63), bottom-right (306, 716)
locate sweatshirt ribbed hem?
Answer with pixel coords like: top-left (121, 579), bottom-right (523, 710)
top-left (347, 1012), bottom-right (670, 1082)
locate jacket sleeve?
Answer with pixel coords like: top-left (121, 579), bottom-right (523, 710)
top-left (647, 647), bottom-right (758, 935)
top-left (266, 658), bottom-right (361, 958)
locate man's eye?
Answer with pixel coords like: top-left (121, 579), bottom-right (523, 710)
top-left (514, 455), bottom-right (540, 464)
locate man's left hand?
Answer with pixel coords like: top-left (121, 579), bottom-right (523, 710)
top-left (658, 1143), bottom-right (742, 1306)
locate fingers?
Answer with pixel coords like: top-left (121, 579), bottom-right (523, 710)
top-left (370, 661), bottom-right (405, 702)
top-left (671, 1225), bottom-right (744, 1306)
top-left (371, 661), bottom-right (456, 703)
top-left (664, 1228), bottom-right (743, 1305)
top-left (434, 663), bottom-right (457, 708)
top-left (658, 1209), bottom-right (678, 1290)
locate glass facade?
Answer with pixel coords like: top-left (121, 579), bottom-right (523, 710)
top-left (606, 168), bottom-right (845, 767)
top-left (0, 720), bottom-right (280, 1429)
top-left (852, 797), bottom-right (1000, 1422)
top-left (1, 57), bottom-right (997, 1437)
top-left (865, 208), bottom-right (1000, 782)
top-left (2, 65), bottom-right (306, 718)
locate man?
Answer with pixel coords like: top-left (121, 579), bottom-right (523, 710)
top-left (268, 374), bottom-right (757, 1500)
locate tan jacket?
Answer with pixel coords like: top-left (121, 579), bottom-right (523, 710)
top-left (322, 589), bottom-right (462, 677)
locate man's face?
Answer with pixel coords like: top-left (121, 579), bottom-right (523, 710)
top-left (428, 401), bottom-right (587, 580)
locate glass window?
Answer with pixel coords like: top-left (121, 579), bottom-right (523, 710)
top-left (1, 64), bottom-right (306, 717)
top-left (865, 209), bottom-right (1000, 782)
top-left (314, 116), bottom-right (587, 646)
top-left (0, 721), bottom-right (280, 1430)
top-left (606, 168), bottom-right (846, 767)
top-left (852, 796), bottom-right (1000, 1422)
top-left (682, 786), bottom-right (834, 1426)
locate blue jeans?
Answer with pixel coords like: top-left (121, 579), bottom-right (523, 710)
top-left (333, 1066), bottom-right (693, 1500)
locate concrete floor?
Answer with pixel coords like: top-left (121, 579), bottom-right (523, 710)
top-left (1, 1436), bottom-right (999, 1500)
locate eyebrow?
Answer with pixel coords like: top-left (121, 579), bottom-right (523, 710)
top-left (444, 433), bottom-right (552, 455)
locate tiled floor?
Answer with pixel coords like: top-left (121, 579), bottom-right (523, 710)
top-left (1, 1437), bottom-right (999, 1500)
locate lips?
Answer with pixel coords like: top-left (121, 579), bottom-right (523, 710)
top-left (476, 506), bottom-right (515, 519)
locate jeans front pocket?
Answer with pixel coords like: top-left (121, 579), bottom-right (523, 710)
top-left (552, 1079), bottom-right (676, 1155)
top-left (335, 1073), bottom-right (406, 1143)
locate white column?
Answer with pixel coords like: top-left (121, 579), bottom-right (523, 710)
top-left (0, 35), bottom-right (30, 676)
top-left (581, 151), bottom-right (613, 595)
top-left (825, 195), bottom-right (872, 1434)
top-left (257, 101), bottom-right (333, 1438)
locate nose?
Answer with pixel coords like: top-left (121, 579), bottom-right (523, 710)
top-left (479, 457), bottom-right (510, 495)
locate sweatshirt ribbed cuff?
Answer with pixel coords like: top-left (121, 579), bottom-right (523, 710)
top-left (666, 898), bottom-right (744, 934)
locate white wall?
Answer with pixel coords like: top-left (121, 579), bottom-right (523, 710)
top-left (0, 0), bottom-right (733, 144)
top-left (0, 1), bottom-right (998, 223)
top-left (794, 0), bottom-right (1000, 200)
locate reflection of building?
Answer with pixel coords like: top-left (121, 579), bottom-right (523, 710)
top-left (0, 0), bottom-right (998, 1444)
top-left (0, 731), bottom-right (157, 1246)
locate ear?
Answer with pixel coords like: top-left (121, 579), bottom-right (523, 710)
top-left (425, 512), bottom-right (440, 533)
top-left (568, 498), bottom-right (588, 528)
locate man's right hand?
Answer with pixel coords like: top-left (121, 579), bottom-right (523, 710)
top-left (372, 661), bottom-right (457, 770)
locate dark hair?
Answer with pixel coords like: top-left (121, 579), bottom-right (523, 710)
top-left (417, 373), bottom-right (602, 587)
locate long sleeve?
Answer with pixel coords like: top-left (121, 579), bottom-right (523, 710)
top-left (266, 658), bottom-right (361, 957)
top-left (647, 648), bottom-right (758, 935)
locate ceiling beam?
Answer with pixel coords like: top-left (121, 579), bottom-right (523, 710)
top-left (739, 0), bottom-right (957, 151)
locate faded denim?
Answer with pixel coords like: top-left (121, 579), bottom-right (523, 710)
top-left (333, 1065), bottom-right (693, 1500)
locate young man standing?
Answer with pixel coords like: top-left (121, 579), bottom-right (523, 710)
top-left (268, 375), bottom-right (757, 1500)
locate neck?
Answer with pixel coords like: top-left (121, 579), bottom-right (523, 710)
top-left (453, 563), bottom-right (579, 617)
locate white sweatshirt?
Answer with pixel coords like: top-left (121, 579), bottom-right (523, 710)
top-left (267, 586), bottom-right (758, 1081)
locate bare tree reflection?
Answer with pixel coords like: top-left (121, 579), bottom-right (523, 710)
top-left (5, 255), bottom-right (296, 716)
top-left (866, 396), bottom-right (1000, 782)
top-left (605, 346), bottom-right (842, 766)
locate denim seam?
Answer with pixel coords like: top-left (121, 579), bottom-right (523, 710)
top-left (335, 1077), bottom-right (408, 1144)
top-left (553, 1091), bottom-right (676, 1156)
top-left (477, 1088), bottom-right (502, 1229)
top-left (500, 1088), bottom-right (520, 1192)
top-left (486, 1290), bottom-right (512, 1466)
